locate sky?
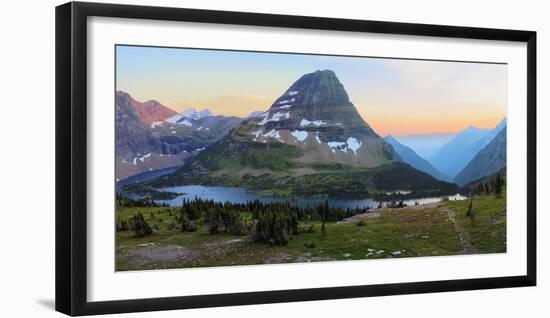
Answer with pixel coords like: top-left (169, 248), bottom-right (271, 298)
top-left (116, 45), bottom-right (507, 136)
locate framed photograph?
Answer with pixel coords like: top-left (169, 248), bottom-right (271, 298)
top-left (55, 1), bottom-right (536, 316)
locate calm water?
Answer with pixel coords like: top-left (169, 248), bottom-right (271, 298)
top-left (156, 185), bottom-right (466, 209)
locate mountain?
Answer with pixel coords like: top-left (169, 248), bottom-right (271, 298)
top-left (384, 135), bottom-right (450, 182)
top-left (115, 91), bottom-right (242, 180)
top-left (471, 117), bottom-right (506, 153)
top-left (193, 69), bottom-right (395, 168)
top-left (454, 127), bottom-right (506, 186)
top-left (246, 111), bottom-right (266, 118)
top-left (429, 119), bottom-right (506, 178)
top-left (116, 91), bottom-right (191, 179)
top-left (116, 91), bottom-right (166, 159)
top-left (145, 70), bottom-right (458, 197)
top-left (394, 133), bottom-right (456, 159)
top-left (166, 108), bottom-right (214, 123)
top-left (117, 91), bottom-right (178, 125)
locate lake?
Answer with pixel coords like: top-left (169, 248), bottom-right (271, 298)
top-left (155, 185), bottom-right (467, 209)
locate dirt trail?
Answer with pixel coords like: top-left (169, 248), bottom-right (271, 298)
top-left (444, 208), bottom-right (476, 254)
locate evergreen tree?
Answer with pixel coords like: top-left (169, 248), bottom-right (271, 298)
top-left (476, 183), bottom-right (484, 195)
top-left (494, 174), bottom-right (503, 197)
top-left (466, 198), bottom-right (474, 221)
top-left (321, 214), bottom-right (327, 237)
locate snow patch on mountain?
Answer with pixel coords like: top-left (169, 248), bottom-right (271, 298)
top-left (326, 138), bottom-right (362, 155)
top-left (300, 119), bottom-right (327, 127)
top-left (166, 108), bottom-right (214, 124)
top-left (258, 111), bottom-right (290, 125)
top-left (315, 132), bottom-right (321, 144)
top-left (132, 153), bottom-right (152, 165)
top-left (346, 137), bottom-right (362, 154)
top-left (181, 108), bottom-right (214, 120)
top-left (291, 130), bottom-right (308, 142)
top-left (180, 119), bottom-right (193, 127)
top-left (327, 141), bottom-right (347, 153)
top-left (165, 114), bottom-right (183, 124)
top-left (150, 121), bottom-right (163, 128)
top-left (263, 129), bottom-right (281, 141)
top-left (251, 129), bottom-right (263, 140)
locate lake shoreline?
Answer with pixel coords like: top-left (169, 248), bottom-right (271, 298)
top-left (152, 184), bottom-right (467, 210)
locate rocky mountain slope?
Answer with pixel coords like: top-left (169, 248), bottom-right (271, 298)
top-left (454, 127), bottom-right (506, 186)
top-left (115, 91), bottom-right (241, 179)
top-left (429, 118), bottom-right (506, 178)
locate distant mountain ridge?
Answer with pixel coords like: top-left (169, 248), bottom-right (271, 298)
top-left (454, 127), bottom-right (506, 186)
top-left (394, 133), bottom-right (456, 159)
top-left (246, 111), bottom-right (265, 118)
top-left (429, 118), bottom-right (506, 178)
top-left (384, 135), bottom-right (450, 182)
top-left (167, 108), bottom-right (214, 123)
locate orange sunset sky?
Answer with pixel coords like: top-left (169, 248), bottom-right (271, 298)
top-left (116, 45), bottom-right (507, 136)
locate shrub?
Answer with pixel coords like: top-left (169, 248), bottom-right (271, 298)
top-left (356, 219), bottom-right (366, 227)
top-left (169, 220), bottom-right (178, 230)
top-left (116, 218), bottom-right (129, 232)
top-left (129, 213), bottom-right (152, 237)
top-left (181, 214), bottom-right (198, 232)
top-left (304, 224), bottom-right (315, 233)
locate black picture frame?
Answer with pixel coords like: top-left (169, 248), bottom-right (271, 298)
top-left (55, 1), bottom-right (537, 316)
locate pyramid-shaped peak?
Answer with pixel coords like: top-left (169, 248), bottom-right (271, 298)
top-left (262, 70), bottom-right (375, 135)
top-left (314, 69), bottom-right (337, 76)
top-left (277, 69), bottom-right (350, 106)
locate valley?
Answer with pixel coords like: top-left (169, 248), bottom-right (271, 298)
top-left (115, 65), bottom-right (507, 270)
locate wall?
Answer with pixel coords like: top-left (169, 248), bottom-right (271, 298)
top-left (0, 0), bottom-right (546, 316)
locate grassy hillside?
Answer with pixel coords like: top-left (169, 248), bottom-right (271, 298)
top-left (116, 191), bottom-right (505, 271)
top-left (131, 136), bottom-right (459, 199)
top-left (133, 162), bottom-right (459, 199)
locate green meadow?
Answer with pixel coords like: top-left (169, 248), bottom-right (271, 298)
top-left (115, 192), bottom-right (506, 271)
